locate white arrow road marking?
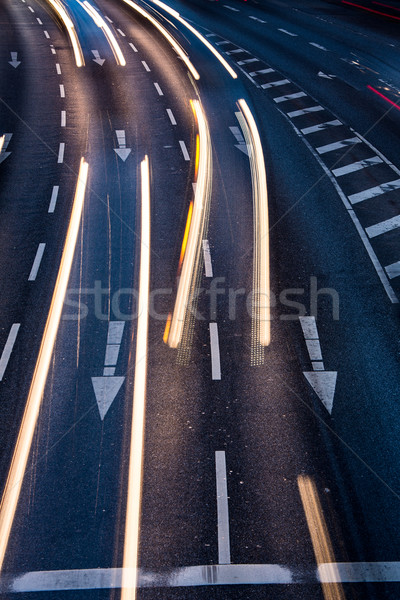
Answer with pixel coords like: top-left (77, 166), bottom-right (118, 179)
top-left (303, 371), bottom-right (337, 414)
top-left (91, 50), bottom-right (105, 66)
top-left (114, 130), bottom-right (131, 161)
top-left (318, 71), bottom-right (335, 79)
top-left (229, 126), bottom-right (249, 155)
top-left (91, 376), bottom-right (125, 420)
top-left (9, 52), bottom-right (21, 68)
top-left (0, 133), bottom-right (12, 163)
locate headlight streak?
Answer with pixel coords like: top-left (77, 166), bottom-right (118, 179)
top-left (121, 156), bottom-right (151, 600)
top-left (168, 99), bottom-right (212, 349)
top-left (0, 159), bottom-right (88, 572)
top-left (121, 0), bottom-right (200, 80)
top-left (77, 1), bottom-right (126, 65)
top-left (0, 135), bottom-right (5, 154)
top-left (46, 0), bottom-right (84, 66)
top-left (236, 99), bottom-right (270, 365)
top-left (148, 0), bottom-right (237, 79)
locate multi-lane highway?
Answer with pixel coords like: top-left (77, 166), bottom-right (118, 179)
top-left (0, 0), bottom-right (400, 598)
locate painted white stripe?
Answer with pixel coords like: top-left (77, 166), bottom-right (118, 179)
top-left (154, 82), bottom-right (163, 95)
top-left (287, 105), bottom-right (324, 117)
top-left (312, 361), bottom-right (325, 371)
top-left (215, 40), bottom-right (230, 45)
top-left (61, 111), bottom-right (66, 127)
top-left (385, 261), bottom-right (400, 279)
top-left (261, 79), bottom-right (290, 89)
top-left (142, 60), bottom-right (150, 71)
top-left (28, 5), bottom-right (34, 11)
top-left (274, 91), bottom-right (306, 103)
top-left (44, 30), bottom-right (50, 38)
top-left (355, 131), bottom-right (400, 177)
top-left (209, 322), bottom-right (221, 380)
top-left (48, 186), bottom-right (59, 213)
top-left (129, 42), bottom-right (138, 52)
top-left (299, 316), bottom-right (319, 339)
top-left (105, 16), bottom-right (113, 23)
top-left (215, 451), bottom-right (231, 564)
top-left (37, 17), bottom-right (42, 24)
top-left (332, 156), bottom-right (383, 177)
top-left (309, 42), bottom-right (327, 50)
top-left (28, 243), bottom-right (46, 281)
top-left (103, 367), bottom-right (115, 376)
top-left (318, 562), bottom-right (400, 583)
top-left (278, 28), bottom-right (297, 36)
top-left (51, 47), bottom-right (56, 55)
top-left (301, 120), bottom-right (342, 135)
top-left (166, 109), bottom-right (176, 125)
top-left (107, 321), bottom-right (125, 345)
top-left (57, 143), bottom-right (65, 163)
top-left (59, 84), bottom-right (65, 97)
top-left (366, 214), bottom-right (400, 238)
top-left (226, 49), bottom-right (246, 55)
top-left (0, 324), bottom-right (20, 381)
top-left (348, 178), bottom-right (400, 205)
top-left (249, 67), bottom-right (274, 76)
top-left (249, 15), bottom-right (266, 23)
top-left (117, 28), bottom-right (126, 36)
top-left (179, 140), bottom-right (190, 161)
top-left (223, 4), bottom-right (239, 10)
top-left (316, 137), bottom-right (360, 155)
top-left (237, 57), bottom-right (259, 65)
top-left (202, 239), bottom-right (213, 277)
top-left (56, 63), bottom-right (61, 75)
top-left (104, 345), bottom-right (120, 366)
top-left (305, 339), bottom-right (323, 361)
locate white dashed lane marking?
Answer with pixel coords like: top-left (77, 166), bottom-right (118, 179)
top-left (300, 119), bottom-right (342, 135)
top-left (261, 79), bottom-right (290, 89)
top-left (332, 156), bottom-right (383, 177)
top-left (278, 28), bottom-right (297, 36)
top-left (28, 243), bottom-right (46, 281)
top-left (154, 83), bottom-right (163, 95)
top-left (288, 105), bottom-right (324, 117)
top-left (348, 178), bottom-right (400, 205)
top-left (179, 140), bottom-right (190, 161)
top-left (0, 324), bottom-right (20, 381)
top-left (316, 137), bottom-right (361, 155)
top-left (274, 91), bottom-right (306, 103)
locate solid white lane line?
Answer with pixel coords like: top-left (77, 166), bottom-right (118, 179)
top-left (179, 140), bottom-right (190, 161)
top-left (166, 109), bottom-right (176, 125)
top-left (249, 67), bottom-right (274, 76)
top-left (261, 79), bottom-right (290, 89)
top-left (44, 30), bottom-right (50, 38)
top-left (309, 42), bottom-right (327, 50)
top-left (385, 261), bottom-right (400, 279)
top-left (274, 91), bottom-right (306, 103)
top-left (237, 57), bottom-right (259, 65)
top-left (59, 84), bottom-right (65, 97)
top-left (301, 119), bottom-right (342, 135)
top-left (154, 82), bottom-right (163, 95)
top-left (0, 324), bottom-right (20, 381)
top-left (202, 239), bottom-right (213, 277)
top-left (348, 178), bottom-right (400, 205)
top-left (117, 28), bottom-right (126, 36)
top-left (48, 186), bottom-right (59, 213)
top-left (129, 42), bottom-right (138, 52)
top-left (61, 111), bottom-right (66, 127)
top-left (299, 316), bottom-right (319, 339)
top-left (305, 339), bottom-right (323, 361)
top-left (332, 156), bottom-right (383, 177)
top-left (366, 214), bottom-right (400, 238)
top-left (215, 451), bottom-right (231, 564)
top-left (223, 4), bottom-right (239, 10)
top-left (107, 321), bottom-right (125, 344)
top-left (56, 63), bottom-right (61, 75)
top-left (28, 243), bottom-right (46, 281)
top-left (57, 143), bottom-right (65, 163)
top-left (278, 28), bottom-right (297, 36)
top-left (316, 137), bottom-right (360, 155)
top-left (210, 322), bottom-right (221, 380)
top-left (288, 105), bottom-right (324, 117)
top-left (141, 60), bottom-right (150, 71)
top-left (37, 17), bottom-right (42, 24)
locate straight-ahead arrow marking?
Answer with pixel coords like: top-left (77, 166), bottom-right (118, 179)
top-left (114, 130), bottom-right (131, 161)
top-left (9, 52), bottom-right (21, 68)
top-left (0, 133), bottom-right (12, 164)
top-left (91, 50), bottom-right (105, 66)
top-left (92, 376), bottom-right (125, 420)
top-left (230, 125), bottom-right (249, 156)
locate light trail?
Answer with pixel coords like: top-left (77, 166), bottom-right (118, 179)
top-left (45, 0), bottom-right (84, 66)
top-left (367, 85), bottom-right (400, 112)
top-left (0, 135), bottom-right (5, 154)
top-left (121, 156), bottom-right (151, 600)
top-left (0, 159), bottom-right (88, 572)
top-left (77, 1), bottom-right (126, 65)
top-left (236, 99), bottom-right (270, 359)
top-left (149, 0), bottom-right (238, 79)
top-left (121, 0), bottom-right (200, 79)
top-left (168, 100), bottom-right (212, 348)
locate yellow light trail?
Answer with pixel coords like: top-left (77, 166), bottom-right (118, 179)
top-left (149, 0), bottom-right (237, 79)
top-left (168, 99), bottom-right (212, 348)
top-left (121, 156), bottom-right (151, 600)
top-left (298, 475), bottom-right (346, 600)
top-left (122, 0), bottom-right (200, 79)
top-left (178, 200), bottom-right (193, 273)
top-left (78, 1), bottom-right (126, 65)
top-left (237, 99), bottom-right (270, 350)
top-left (0, 158), bottom-right (88, 572)
top-left (46, 0), bottom-right (84, 66)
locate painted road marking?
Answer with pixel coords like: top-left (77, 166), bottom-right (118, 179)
top-left (51, 47), bottom-right (56, 55)
top-left (288, 105), bottom-right (324, 117)
top-left (385, 261), bottom-right (400, 279)
top-left (59, 84), bottom-right (65, 97)
top-left (114, 130), bottom-right (132, 161)
top-left (61, 111), bottom-right (66, 127)
top-left (316, 137), bottom-right (361, 155)
top-left (305, 339), bottom-right (323, 361)
top-left (57, 143), bottom-right (65, 163)
top-left (299, 316), bottom-right (318, 339)
top-left (249, 15), bottom-right (266, 23)
top-left (223, 4), bottom-right (239, 10)
top-left (226, 49), bottom-right (246, 55)
top-left (28, 5), bottom-right (34, 11)
top-left (37, 18), bottom-right (42, 24)
top-left (215, 451), bottom-right (231, 565)
top-left (348, 178), bottom-right (400, 205)
top-left (44, 30), bottom-right (50, 38)
top-left (310, 42), bottom-right (328, 50)
top-left (366, 214), bottom-right (400, 238)
top-left (92, 50), bottom-right (105, 66)
top-left (107, 321), bottom-right (125, 344)
top-left (301, 119), bottom-right (342, 135)
top-left (274, 91), bottom-right (306, 103)
top-left (117, 28), bottom-right (126, 36)
top-left (209, 322), bottom-right (221, 380)
top-left (48, 186), bottom-right (59, 213)
top-left (154, 82), bottom-right (163, 95)
top-left (332, 156), bottom-right (383, 177)
top-left (105, 345), bottom-right (120, 366)
top-left (166, 109), bottom-right (176, 125)
top-left (261, 79), bottom-right (290, 89)
top-left (237, 57), bottom-right (259, 65)
top-left (250, 67), bottom-right (274, 76)
top-left (179, 140), bottom-right (190, 161)
top-left (28, 243), bottom-right (45, 281)
top-left (142, 60), bottom-right (150, 71)
top-left (0, 324), bottom-right (20, 381)
top-left (9, 52), bottom-right (21, 68)
top-left (129, 42), bottom-right (138, 52)
top-left (105, 15), bottom-right (113, 23)
top-left (202, 239), bottom-right (213, 277)
top-left (56, 63), bottom-right (61, 74)
top-left (0, 133), bottom-right (12, 163)
top-left (278, 28), bottom-right (297, 36)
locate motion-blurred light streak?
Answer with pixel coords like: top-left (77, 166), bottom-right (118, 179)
top-left (0, 158), bottom-right (88, 572)
top-left (77, 1), bottom-right (126, 65)
top-left (46, 0), bottom-right (84, 66)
